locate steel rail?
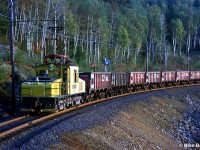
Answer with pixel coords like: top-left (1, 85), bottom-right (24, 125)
top-left (0, 115), bottom-right (30, 127)
top-left (0, 83), bottom-right (199, 140)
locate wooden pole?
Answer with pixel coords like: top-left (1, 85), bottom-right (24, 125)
top-left (10, 0), bottom-right (16, 115)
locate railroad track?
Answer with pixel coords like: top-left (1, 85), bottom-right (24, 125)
top-left (0, 83), bottom-right (199, 141)
top-left (0, 114), bottom-right (44, 141)
top-left (0, 115), bottom-right (30, 127)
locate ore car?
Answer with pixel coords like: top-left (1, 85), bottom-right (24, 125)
top-left (130, 72), bottom-right (146, 90)
top-left (146, 72), bottom-right (161, 88)
top-left (176, 71), bottom-right (190, 84)
top-left (79, 72), bottom-right (112, 100)
top-left (111, 72), bottom-right (130, 94)
top-left (191, 71), bottom-right (200, 83)
top-left (130, 72), bottom-right (146, 85)
top-left (161, 71), bottom-right (176, 86)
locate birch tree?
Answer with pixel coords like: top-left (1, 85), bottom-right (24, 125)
top-left (41, 0), bottom-right (50, 62)
top-left (170, 19), bottom-right (185, 56)
top-left (176, 19), bottom-right (185, 56)
top-left (116, 25), bottom-right (130, 63)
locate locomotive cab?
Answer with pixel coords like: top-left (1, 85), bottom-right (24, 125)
top-left (20, 55), bottom-right (86, 113)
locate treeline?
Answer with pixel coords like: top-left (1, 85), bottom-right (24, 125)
top-left (1, 0), bottom-right (200, 71)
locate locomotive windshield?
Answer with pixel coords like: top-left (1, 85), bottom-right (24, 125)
top-left (36, 70), bottom-right (48, 76)
top-left (36, 69), bottom-right (60, 77)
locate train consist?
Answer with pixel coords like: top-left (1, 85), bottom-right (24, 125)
top-left (20, 54), bottom-right (200, 113)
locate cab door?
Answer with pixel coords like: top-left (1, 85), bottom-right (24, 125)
top-left (63, 69), bottom-right (68, 95)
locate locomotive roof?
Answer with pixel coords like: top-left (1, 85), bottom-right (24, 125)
top-left (34, 63), bottom-right (77, 67)
top-left (23, 76), bottom-right (59, 82)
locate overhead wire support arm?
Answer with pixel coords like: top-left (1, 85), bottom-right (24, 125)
top-left (15, 19), bottom-right (58, 22)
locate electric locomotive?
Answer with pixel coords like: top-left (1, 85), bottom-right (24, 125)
top-left (20, 54), bottom-right (86, 113)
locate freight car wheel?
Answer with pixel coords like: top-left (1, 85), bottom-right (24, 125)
top-left (86, 95), bottom-right (91, 102)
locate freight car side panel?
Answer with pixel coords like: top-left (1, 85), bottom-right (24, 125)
top-left (146, 72), bottom-right (161, 83)
top-left (161, 71), bottom-right (176, 82)
top-left (191, 71), bottom-right (200, 80)
top-left (176, 71), bottom-right (190, 81)
top-left (94, 73), bottom-right (111, 90)
top-left (111, 72), bottom-right (129, 86)
top-left (79, 72), bottom-right (111, 91)
top-left (130, 72), bottom-right (145, 84)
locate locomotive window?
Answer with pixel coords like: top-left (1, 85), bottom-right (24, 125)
top-left (53, 69), bottom-right (60, 77)
top-left (63, 69), bottom-right (67, 82)
top-left (74, 70), bottom-right (78, 83)
top-left (36, 70), bottom-right (47, 76)
top-left (54, 71), bottom-right (60, 77)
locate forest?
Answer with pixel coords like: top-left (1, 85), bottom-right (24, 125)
top-left (0, 0), bottom-right (200, 74)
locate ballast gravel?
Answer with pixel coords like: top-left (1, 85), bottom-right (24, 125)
top-left (0, 85), bottom-right (200, 150)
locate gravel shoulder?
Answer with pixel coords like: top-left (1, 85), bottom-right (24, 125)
top-left (0, 85), bottom-right (200, 150)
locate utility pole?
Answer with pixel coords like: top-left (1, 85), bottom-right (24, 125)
top-left (187, 33), bottom-right (190, 71)
top-left (54, 10), bottom-right (57, 54)
top-left (164, 33), bottom-right (167, 71)
top-left (152, 41), bottom-right (154, 71)
top-left (187, 47), bottom-right (190, 71)
top-left (146, 38), bottom-right (149, 82)
top-left (9, 0), bottom-right (16, 115)
top-left (93, 29), bottom-right (96, 72)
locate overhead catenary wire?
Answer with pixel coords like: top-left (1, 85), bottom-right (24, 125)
top-left (1, 10), bottom-right (200, 58)
top-left (0, 3), bottom-right (154, 54)
top-left (2, 1), bottom-right (199, 47)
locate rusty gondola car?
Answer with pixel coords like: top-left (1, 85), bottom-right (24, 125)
top-left (161, 71), bottom-right (176, 86)
top-left (176, 71), bottom-right (191, 84)
top-left (191, 71), bottom-right (200, 83)
top-left (79, 72), bottom-right (112, 100)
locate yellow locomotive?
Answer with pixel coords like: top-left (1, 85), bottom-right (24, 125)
top-left (20, 54), bottom-right (86, 113)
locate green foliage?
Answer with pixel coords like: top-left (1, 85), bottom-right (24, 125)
top-left (0, 1), bottom-right (9, 43)
top-left (116, 25), bottom-right (131, 48)
top-left (175, 19), bottom-right (185, 38)
top-left (65, 11), bottom-right (77, 36)
top-left (2, 0), bottom-right (200, 76)
top-left (147, 5), bottom-right (162, 37)
top-left (192, 61), bottom-right (200, 70)
top-left (0, 66), bottom-right (7, 82)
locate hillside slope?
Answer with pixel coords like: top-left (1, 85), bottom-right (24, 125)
top-left (49, 86), bottom-right (200, 150)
